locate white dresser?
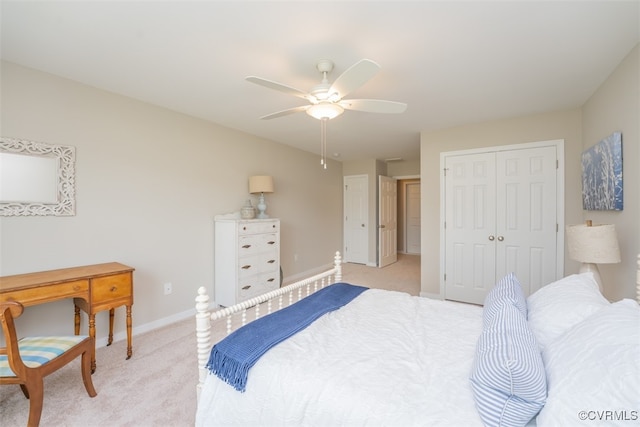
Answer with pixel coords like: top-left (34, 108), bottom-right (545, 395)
top-left (214, 217), bottom-right (280, 307)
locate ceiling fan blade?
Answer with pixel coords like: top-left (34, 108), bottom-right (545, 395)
top-left (339, 99), bottom-right (407, 114)
top-left (259, 105), bottom-right (309, 120)
top-left (329, 59), bottom-right (381, 100)
top-left (246, 76), bottom-right (311, 100)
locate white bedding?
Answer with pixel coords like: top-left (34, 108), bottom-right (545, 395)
top-left (196, 289), bottom-right (485, 426)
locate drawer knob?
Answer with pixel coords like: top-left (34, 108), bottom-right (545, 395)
top-left (267, 241), bottom-right (275, 245)
top-left (242, 244), bottom-right (251, 249)
top-left (241, 265), bottom-right (252, 270)
top-left (242, 285), bottom-right (251, 290)
top-left (110, 286), bottom-right (117, 292)
top-left (267, 278), bottom-right (275, 282)
top-left (267, 259), bottom-right (276, 264)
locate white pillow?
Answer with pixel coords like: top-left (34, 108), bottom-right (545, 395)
top-left (526, 273), bottom-right (609, 351)
top-left (536, 299), bottom-right (640, 426)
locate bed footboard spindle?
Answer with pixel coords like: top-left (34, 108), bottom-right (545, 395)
top-left (195, 287), bottom-right (212, 399)
top-left (636, 253), bottom-right (640, 304)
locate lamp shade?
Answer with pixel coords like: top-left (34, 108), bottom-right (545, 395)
top-left (566, 223), bottom-right (621, 264)
top-left (249, 175), bottom-right (274, 194)
top-left (306, 102), bottom-right (344, 120)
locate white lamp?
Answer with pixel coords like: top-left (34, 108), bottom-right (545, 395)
top-left (249, 175), bottom-right (274, 219)
top-left (566, 220), bottom-right (621, 292)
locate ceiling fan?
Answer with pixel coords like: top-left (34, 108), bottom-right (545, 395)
top-left (246, 59), bottom-right (407, 168)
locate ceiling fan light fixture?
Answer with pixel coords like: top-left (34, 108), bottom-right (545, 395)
top-left (306, 102), bottom-right (344, 120)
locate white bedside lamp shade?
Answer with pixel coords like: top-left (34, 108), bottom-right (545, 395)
top-left (566, 221), bottom-right (621, 292)
top-left (249, 175), bottom-right (274, 219)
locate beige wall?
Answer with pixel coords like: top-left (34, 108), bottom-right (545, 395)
top-left (0, 61), bottom-right (344, 342)
top-left (581, 44), bottom-right (639, 301)
top-left (420, 44), bottom-right (639, 301)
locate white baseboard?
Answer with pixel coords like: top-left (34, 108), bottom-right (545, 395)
top-left (95, 307), bottom-right (195, 349)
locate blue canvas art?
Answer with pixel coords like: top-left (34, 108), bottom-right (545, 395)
top-left (581, 132), bottom-right (623, 211)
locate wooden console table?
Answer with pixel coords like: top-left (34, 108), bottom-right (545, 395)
top-left (0, 262), bottom-right (134, 372)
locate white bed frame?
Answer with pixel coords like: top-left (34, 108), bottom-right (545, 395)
top-left (195, 252), bottom-right (640, 398)
top-left (195, 251), bottom-right (343, 397)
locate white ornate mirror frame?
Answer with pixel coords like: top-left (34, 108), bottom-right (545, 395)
top-left (0, 137), bottom-right (76, 216)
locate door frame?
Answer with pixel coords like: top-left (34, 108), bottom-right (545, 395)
top-left (438, 139), bottom-right (565, 298)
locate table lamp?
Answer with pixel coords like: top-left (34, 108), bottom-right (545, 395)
top-left (249, 175), bottom-right (274, 219)
top-left (566, 220), bottom-right (621, 292)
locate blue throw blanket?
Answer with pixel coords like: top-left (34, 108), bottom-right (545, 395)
top-left (206, 282), bottom-right (368, 392)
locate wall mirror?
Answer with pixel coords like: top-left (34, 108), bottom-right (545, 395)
top-left (0, 137), bottom-right (76, 216)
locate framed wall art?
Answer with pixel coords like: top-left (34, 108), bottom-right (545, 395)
top-left (581, 132), bottom-right (623, 211)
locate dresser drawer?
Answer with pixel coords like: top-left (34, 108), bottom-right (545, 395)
top-left (238, 220), bottom-right (279, 235)
top-left (238, 233), bottom-right (278, 256)
top-left (92, 273), bottom-right (132, 304)
top-left (238, 254), bottom-right (279, 278)
top-left (238, 272), bottom-right (280, 301)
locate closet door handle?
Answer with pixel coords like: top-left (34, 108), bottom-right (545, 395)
top-left (488, 235), bottom-right (495, 241)
top-left (497, 236), bottom-right (504, 242)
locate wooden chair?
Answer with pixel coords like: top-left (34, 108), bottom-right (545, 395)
top-left (0, 301), bottom-right (97, 427)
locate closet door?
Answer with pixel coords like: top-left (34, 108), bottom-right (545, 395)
top-left (443, 144), bottom-right (559, 304)
top-left (496, 146), bottom-right (557, 295)
top-left (444, 152), bottom-right (497, 304)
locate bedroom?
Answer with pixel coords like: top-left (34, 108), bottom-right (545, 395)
top-left (0, 1), bottom-right (639, 425)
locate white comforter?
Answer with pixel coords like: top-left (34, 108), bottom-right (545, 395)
top-left (196, 289), bottom-right (485, 426)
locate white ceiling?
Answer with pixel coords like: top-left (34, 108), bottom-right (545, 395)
top-left (1, 1), bottom-right (638, 163)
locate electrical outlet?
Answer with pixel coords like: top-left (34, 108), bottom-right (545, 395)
top-left (163, 282), bottom-right (172, 295)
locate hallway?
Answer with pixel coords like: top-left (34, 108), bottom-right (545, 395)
top-left (341, 253), bottom-right (420, 296)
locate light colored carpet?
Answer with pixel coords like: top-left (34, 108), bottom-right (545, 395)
top-left (0, 254), bottom-right (419, 426)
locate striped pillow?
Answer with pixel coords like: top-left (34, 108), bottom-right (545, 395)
top-left (0, 335), bottom-right (88, 377)
top-left (483, 273), bottom-right (527, 325)
top-left (470, 302), bottom-right (547, 427)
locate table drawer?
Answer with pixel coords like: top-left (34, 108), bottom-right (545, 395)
top-left (0, 279), bottom-right (89, 306)
top-left (92, 273), bottom-right (132, 303)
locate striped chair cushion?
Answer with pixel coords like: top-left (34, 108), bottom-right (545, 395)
top-left (0, 335), bottom-right (88, 377)
top-left (483, 272), bottom-right (527, 326)
top-left (470, 302), bottom-right (547, 427)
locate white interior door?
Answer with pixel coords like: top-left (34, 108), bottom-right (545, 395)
top-left (344, 175), bottom-right (368, 264)
top-left (496, 146), bottom-right (558, 295)
top-left (444, 153), bottom-right (497, 304)
top-left (378, 175), bottom-right (398, 268)
top-left (406, 182), bottom-right (421, 254)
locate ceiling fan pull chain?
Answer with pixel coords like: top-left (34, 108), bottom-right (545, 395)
top-left (320, 117), bottom-right (328, 169)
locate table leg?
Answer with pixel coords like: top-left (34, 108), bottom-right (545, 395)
top-left (74, 305), bottom-right (81, 335)
top-left (89, 313), bottom-right (97, 373)
top-left (126, 305), bottom-right (133, 360)
top-left (107, 308), bottom-right (115, 346)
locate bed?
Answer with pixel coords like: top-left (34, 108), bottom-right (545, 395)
top-left (195, 251), bottom-right (640, 426)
